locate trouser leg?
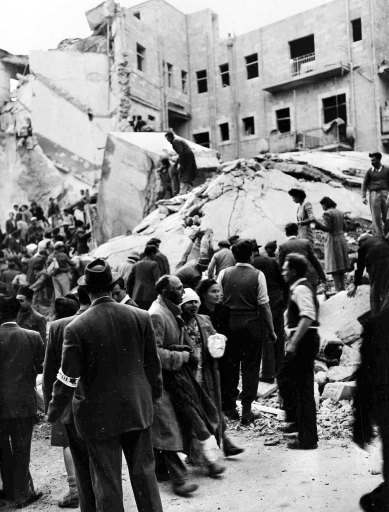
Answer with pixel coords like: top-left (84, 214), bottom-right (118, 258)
top-left (85, 436), bottom-right (123, 512)
top-left (158, 451), bottom-right (187, 486)
top-left (370, 191), bottom-right (384, 236)
top-left (63, 447), bottom-right (77, 491)
top-left (0, 435), bottom-right (14, 499)
top-left (332, 272), bottom-right (345, 292)
top-left (221, 325), bottom-right (242, 411)
top-left (273, 309), bottom-right (286, 374)
top-left (121, 428), bottom-right (163, 512)
top-left (295, 353), bottom-right (318, 446)
top-left (9, 418), bottom-right (34, 503)
top-left (277, 355), bottom-right (297, 424)
top-left (240, 320), bottom-right (262, 406)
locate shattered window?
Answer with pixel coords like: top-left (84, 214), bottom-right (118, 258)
top-left (219, 63), bottom-right (230, 87)
top-left (193, 131), bottom-right (210, 147)
top-left (242, 116), bottom-right (255, 136)
top-left (196, 69), bottom-right (208, 94)
top-left (245, 53), bottom-right (259, 79)
top-left (136, 43), bottom-right (145, 71)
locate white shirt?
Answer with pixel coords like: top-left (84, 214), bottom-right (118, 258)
top-left (289, 278), bottom-right (316, 321)
top-left (217, 262), bottom-right (269, 305)
top-left (120, 294), bottom-right (131, 304)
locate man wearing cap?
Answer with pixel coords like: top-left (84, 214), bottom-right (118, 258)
top-left (16, 286), bottom-right (47, 345)
top-left (165, 131), bottom-right (197, 195)
top-left (47, 259), bottom-right (163, 512)
top-left (362, 152), bottom-right (389, 237)
top-left (147, 238), bottom-right (170, 276)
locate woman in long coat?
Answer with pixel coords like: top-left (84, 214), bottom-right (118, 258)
top-left (314, 196), bottom-right (350, 291)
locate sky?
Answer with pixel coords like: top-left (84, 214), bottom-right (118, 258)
top-left (1, 0), bottom-right (331, 55)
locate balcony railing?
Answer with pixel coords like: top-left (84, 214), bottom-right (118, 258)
top-left (290, 53), bottom-right (316, 77)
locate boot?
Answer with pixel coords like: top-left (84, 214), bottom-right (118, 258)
top-left (172, 481), bottom-right (198, 497)
top-left (200, 436), bottom-right (226, 478)
top-left (58, 478), bottom-right (79, 509)
top-left (223, 436), bottom-right (244, 457)
top-left (241, 403), bottom-right (261, 426)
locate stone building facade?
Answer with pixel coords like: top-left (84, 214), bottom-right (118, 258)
top-left (111, 0), bottom-right (389, 158)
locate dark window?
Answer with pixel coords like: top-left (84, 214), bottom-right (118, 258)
top-left (148, 115), bottom-right (155, 121)
top-left (276, 108), bottom-right (291, 133)
top-left (136, 43), bottom-right (145, 71)
top-left (181, 70), bottom-right (188, 93)
top-left (289, 34), bottom-right (315, 59)
top-left (166, 62), bottom-right (173, 87)
top-left (219, 122), bottom-right (230, 141)
top-left (133, 11), bottom-right (141, 19)
top-left (245, 53), bottom-right (259, 79)
top-left (193, 131), bottom-right (210, 148)
top-left (219, 63), bottom-right (230, 87)
top-left (351, 18), bottom-right (362, 42)
top-left (322, 94), bottom-right (347, 124)
top-left (242, 116), bottom-right (255, 136)
top-left (196, 69), bottom-right (208, 94)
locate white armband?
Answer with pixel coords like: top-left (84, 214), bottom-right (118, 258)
top-left (57, 368), bottom-right (80, 388)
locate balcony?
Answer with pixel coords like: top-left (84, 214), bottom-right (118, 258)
top-left (263, 55), bottom-right (350, 94)
top-left (290, 53), bottom-right (316, 77)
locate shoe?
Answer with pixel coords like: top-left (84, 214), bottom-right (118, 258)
top-left (58, 490), bottom-right (79, 508)
top-left (241, 405), bottom-right (261, 426)
top-left (287, 439), bottom-right (317, 450)
top-left (360, 483), bottom-right (389, 512)
top-left (15, 491), bottom-right (43, 508)
top-left (223, 437), bottom-right (244, 457)
top-left (207, 462), bottom-right (226, 478)
top-left (172, 482), bottom-right (199, 497)
top-left (280, 422), bottom-right (298, 434)
top-left (224, 408), bottom-right (240, 421)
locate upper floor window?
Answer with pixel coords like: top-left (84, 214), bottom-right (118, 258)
top-left (242, 116), bottom-right (255, 135)
top-left (166, 62), bottom-right (173, 88)
top-left (181, 70), bottom-right (188, 93)
top-left (220, 63), bottom-right (230, 87)
top-left (351, 18), bottom-right (362, 42)
top-left (219, 122), bottom-right (230, 141)
top-left (196, 69), bottom-right (208, 94)
top-left (136, 43), bottom-right (145, 71)
top-left (245, 53), bottom-right (259, 79)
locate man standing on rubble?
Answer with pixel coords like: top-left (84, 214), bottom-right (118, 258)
top-left (165, 130), bottom-right (197, 195)
top-left (362, 152), bottom-right (389, 237)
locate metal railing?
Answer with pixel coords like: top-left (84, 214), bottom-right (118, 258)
top-left (290, 53), bottom-right (316, 77)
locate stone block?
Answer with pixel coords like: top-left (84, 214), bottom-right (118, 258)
top-left (327, 365), bottom-right (358, 382)
top-left (322, 381), bottom-right (356, 402)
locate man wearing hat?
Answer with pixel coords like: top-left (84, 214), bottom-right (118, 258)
top-left (47, 259), bottom-right (163, 512)
top-left (16, 286), bottom-right (47, 345)
top-left (117, 251), bottom-right (140, 285)
top-left (147, 238), bottom-right (170, 275)
top-left (362, 152), bottom-right (389, 237)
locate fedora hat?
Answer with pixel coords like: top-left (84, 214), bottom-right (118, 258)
top-left (77, 258), bottom-right (115, 288)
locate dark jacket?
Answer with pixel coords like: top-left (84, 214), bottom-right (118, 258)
top-left (278, 236), bottom-right (326, 284)
top-left (48, 297), bottom-right (162, 439)
top-left (43, 315), bottom-right (76, 421)
top-left (155, 251), bottom-right (170, 276)
top-left (16, 307), bottom-right (47, 346)
top-left (127, 258), bottom-right (161, 308)
top-left (0, 323), bottom-right (44, 419)
top-left (253, 254), bottom-right (287, 310)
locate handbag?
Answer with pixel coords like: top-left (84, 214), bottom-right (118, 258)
top-left (207, 333), bottom-right (227, 359)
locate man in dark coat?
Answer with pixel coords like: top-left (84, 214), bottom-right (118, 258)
top-left (165, 131), bottom-right (197, 194)
top-left (149, 275), bottom-right (198, 497)
top-left (348, 234), bottom-right (389, 314)
top-left (0, 296), bottom-right (44, 508)
top-left (278, 223), bottom-right (326, 288)
top-left (147, 238), bottom-right (170, 275)
top-left (253, 243), bottom-right (287, 380)
top-left (354, 306), bottom-right (389, 511)
top-left (47, 259), bottom-right (163, 512)
top-left (16, 286), bottom-right (47, 345)
top-left (43, 286), bottom-right (90, 509)
top-left (361, 152), bottom-right (389, 237)
top-left (127, 245), bottom-right (161, 310)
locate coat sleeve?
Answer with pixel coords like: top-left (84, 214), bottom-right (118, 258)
top-left (143, 315), bottom-right (163, 401)
top-left (149, 312), bottom-right (188, 371)
top-left (42, 324), bottom-right (59, 412)
top-left (33, 332), bottom-right (45, 375)
top-left (127, 266), bottom-right (135, 296)
top-left (38, 316), bottom-right (47, 347)
top-left (47, 324), bottom-right (81, 423)
top-left (307, 243), bottom-right (326, 281)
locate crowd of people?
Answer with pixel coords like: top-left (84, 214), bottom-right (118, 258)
top-left (1, 151), bottom-right (389, 511)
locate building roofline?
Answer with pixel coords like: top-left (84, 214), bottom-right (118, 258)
top-left (124, 0), bottom-right (217, 18)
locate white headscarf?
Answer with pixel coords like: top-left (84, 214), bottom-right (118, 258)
top-left (180, 288), bottom-right (200, 306)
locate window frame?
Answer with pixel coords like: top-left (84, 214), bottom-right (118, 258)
top-left (166, 62), bottom-right (173, 88)
top-left (242, 116), bottom-right (255, 136)
top-left (275, 107), bottom-right (291, 133)
top-left (136, 43), bottom-right (145, 72)
top-left (219, 63), bottom-right (230, 87)
top-left (196, 69), bottom-right (208, 94)
top-left (219, 122), bottom-right (230, 142)
top-left (245, 53), bottom-right (259, 80)
top-left (351, 18), bottom-right (362, 42)
top-left (181, 70), bottom-right (188, 93)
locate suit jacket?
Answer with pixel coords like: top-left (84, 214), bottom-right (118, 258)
top-left (0, 323), bottom-right (44, 419)
top-left (127, 259), bottom-right (160, 306)
top-left (278, 237), bottom-right (326, 284)
top-left (17, 307), bottom-right (47, 346)
top-left (43, 315), bottom-right (76, 422)
top-left (49, 297), bottom-right (162, 439)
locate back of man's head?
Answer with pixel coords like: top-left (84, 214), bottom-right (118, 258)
top-left (77, 285), bottom-right (91, 306)
top-left (0, 296), bottom-right (20, 323)
top-left (286, 253), bottom-right (308, 279)
top-left (285, 222), bottom-right (298, 237)
top-left (144, 244), bottom-right (158, 258)
top-left (231, 240), bottom-right (253, 263)
top-left (218, 240), bottom-right (230, 249)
